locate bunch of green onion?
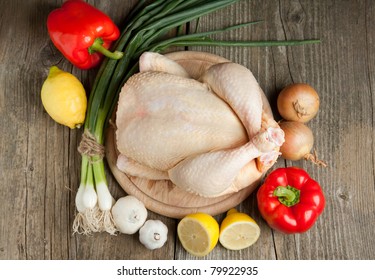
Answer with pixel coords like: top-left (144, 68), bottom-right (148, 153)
top-left (73, 0), bottom-right (319, 234)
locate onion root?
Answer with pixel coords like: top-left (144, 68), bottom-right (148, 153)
top-left (304, 149), bottom-right (327, 167)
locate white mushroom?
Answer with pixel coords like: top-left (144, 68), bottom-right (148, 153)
top-left (111, 195), bottom-right (147, 234)
top-left (139, 220), bottom-right (168, 250)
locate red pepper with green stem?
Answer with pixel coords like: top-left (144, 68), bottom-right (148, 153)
top-left (47, 0), bottom-right (123, 69)
top-left (257, 167), bottom-right (325, 234)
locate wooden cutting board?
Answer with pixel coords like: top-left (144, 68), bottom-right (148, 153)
top-left (105, 51), bottom-right (265, 219)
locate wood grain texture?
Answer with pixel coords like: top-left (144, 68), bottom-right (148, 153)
top-left (0, 0), bottom-right (374, 260)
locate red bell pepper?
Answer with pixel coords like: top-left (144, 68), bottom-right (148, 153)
top-left (47, 0), bottom-right (123, 69)
top-left (257, 167), bottom-right (325, 234)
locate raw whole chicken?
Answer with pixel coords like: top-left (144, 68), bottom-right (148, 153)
top-left (115, 52), bottom-right (284, 197)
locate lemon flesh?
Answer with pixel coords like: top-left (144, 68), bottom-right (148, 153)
top-left (41, 66), bottom-right (87, 129)
top-left (177, 213), bottom-right (219, 257)
top-left (219, 209), bottom-right (260, 250)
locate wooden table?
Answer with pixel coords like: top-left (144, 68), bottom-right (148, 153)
top-left (1, 0), bottom-right (374, 260)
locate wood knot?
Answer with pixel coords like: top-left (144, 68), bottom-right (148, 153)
top-left (338, 192), bottom-right (350, 201)
top-left (289, 12), bottom-right (305, 24)
top-left (40, 41), bottom-right (63, 67)
top-left (286, 4), bottom-right (306, 26)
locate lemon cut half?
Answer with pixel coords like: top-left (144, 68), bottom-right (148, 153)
top-left (219, 209), bottom-right (260, 250)
top-left (177, 212), bottom-right (219, 257)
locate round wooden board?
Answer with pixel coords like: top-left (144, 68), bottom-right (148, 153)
top-left (105, 51), bottom-right (265, 219)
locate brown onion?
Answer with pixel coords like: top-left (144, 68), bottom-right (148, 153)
top-left (279, 121), bottom-right (327, 167)
top-left (279, 121), bottom-right (314, 161)
top-left (277, 83), bottom-right (320, 123)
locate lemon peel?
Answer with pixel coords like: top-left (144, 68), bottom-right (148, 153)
top-left (41, 66), bottom-right (87, 129)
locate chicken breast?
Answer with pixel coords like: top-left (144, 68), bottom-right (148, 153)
top-left (116, 71), bottom-right (248, 171)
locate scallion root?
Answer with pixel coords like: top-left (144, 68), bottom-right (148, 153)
top-left (72, 212), bottom-right (91, 235)
top-left (99, 210), bottom-right (118, 235)
top-left (72, 205), bottom-right (103, 235)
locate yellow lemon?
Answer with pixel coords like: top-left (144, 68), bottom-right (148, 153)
top-left (41, 66), bottom-right (87, 129)
top-left (177, 212), bottom-right (219, 257)
top-left (219, 208), bottom-right (260, 250)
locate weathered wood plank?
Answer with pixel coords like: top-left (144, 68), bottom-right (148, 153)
top-left (1, 0), bottom-right (374, 261)
top-left (271, 0), bottom-right (375, 260)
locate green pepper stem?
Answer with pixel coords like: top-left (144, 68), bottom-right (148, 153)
top-left (273, 185), bottom-right (300, 207)
top-left (89, 38), bottom-right (124, 60)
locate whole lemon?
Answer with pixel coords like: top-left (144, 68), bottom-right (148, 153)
top-left (41, 66), bottom-right (87, 129)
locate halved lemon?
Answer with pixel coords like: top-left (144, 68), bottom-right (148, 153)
top-left (219, 208), bottom-right (260, 250)
top-left (177, 212), bottom-right (219, 257)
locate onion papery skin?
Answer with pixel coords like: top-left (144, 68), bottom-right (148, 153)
top-left (277, 83), bottom-right (320, 123)
top-left (279, 121), bottom-right (314, 161)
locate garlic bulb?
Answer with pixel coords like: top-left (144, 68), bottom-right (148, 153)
top-left (111, 195), bottom-right (147, 234)
top-left (139, 220), bottom-right (168, 250)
